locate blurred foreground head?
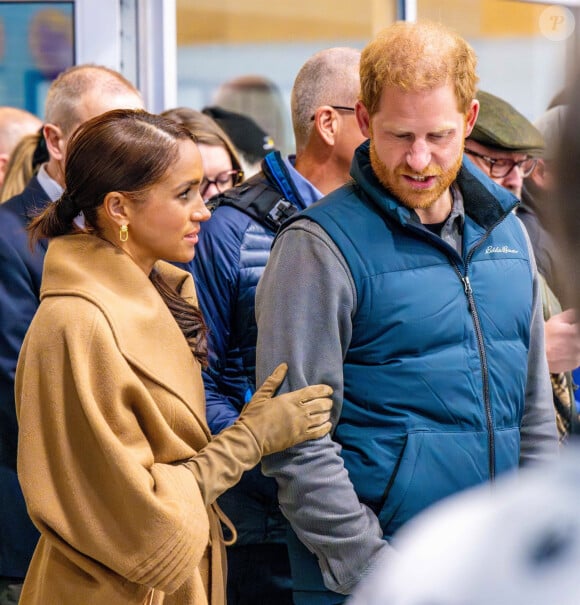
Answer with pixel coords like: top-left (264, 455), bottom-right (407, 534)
top-left (548, 73), bottom-right (580, 308)
top-left (347, 442), bottom-right (580, 605)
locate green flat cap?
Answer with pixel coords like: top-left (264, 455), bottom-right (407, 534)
top-left (468, 90), bottom-right (545, 156)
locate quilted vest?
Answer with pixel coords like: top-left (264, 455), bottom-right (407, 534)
top-left (293, 150), bottom-right (532, 538)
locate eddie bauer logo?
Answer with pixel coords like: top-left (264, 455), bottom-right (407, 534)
top-left (485, 245), bottom-right (519, 254)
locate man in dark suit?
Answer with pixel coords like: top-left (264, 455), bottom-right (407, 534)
top-left (0, 64), bottom-right (143, 605)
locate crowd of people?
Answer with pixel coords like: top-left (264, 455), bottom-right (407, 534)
top-left (0, 17), bottom-right (578, 605)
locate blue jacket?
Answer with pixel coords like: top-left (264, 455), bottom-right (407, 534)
top-left (181, 152), bottom-right (318, 544)
top-left (301, 158), bottom-right (530, 538)
top-left (0, 177), bottom-right (47, 577)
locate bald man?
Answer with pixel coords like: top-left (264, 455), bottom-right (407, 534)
top-left (0, 107), bottom-right (42, 186)
top-left (0, 65), bottom-right (143, 605)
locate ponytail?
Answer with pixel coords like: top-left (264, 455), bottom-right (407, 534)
top-left (27, 192), bottom-right (81, 248)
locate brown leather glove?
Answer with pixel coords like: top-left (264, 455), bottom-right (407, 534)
top-left (185, 363), bottom-right (333, 506)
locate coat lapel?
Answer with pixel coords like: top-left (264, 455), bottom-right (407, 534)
top-left (41, 234), bottom-right (208, 435)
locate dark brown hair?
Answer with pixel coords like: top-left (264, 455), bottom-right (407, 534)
top-left (28, 108), bottom-right (208, 365)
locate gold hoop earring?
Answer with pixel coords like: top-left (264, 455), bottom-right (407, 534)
top-left (119, 224), bottom-right (128, 242)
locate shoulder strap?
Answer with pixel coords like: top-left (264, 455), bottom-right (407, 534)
top-left (213, 172), bottom-right (297, 232)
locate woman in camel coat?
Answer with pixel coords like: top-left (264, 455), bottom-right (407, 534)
top-left (15, 109), bottom-right (333, 605)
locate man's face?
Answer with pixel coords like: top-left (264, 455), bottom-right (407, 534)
top-left (356, 83), bottom-right (478, 219)
top-left (464, 139), bottom-right (536, 200)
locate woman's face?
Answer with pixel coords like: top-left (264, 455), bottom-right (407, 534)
top-left (121, 139), bottom-right (211, 274)
top-left (196, 143), bottom-right (236, 202)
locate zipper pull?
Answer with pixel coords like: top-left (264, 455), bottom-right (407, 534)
top-left (462, 275), bottom-right (472, 296)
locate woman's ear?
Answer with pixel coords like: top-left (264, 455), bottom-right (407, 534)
top-left (102, 191), bottom-right (130, 227)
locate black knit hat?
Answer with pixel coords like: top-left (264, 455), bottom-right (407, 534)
top-left (202, 105), bottom-right (275, 163)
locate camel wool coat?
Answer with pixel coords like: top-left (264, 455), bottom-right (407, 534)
top-left (15, 234), bottom-right (241, 605)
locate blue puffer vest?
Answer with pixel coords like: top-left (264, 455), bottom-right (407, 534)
top-left (297, 143), bottom-right (532, 539)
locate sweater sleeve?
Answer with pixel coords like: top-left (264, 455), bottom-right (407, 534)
top-left (518, 219), bottom-right (560, 464)
top-left (256, 219), bottom-right (390, 595)
top-left (16, 299), bottom-right (210, 595)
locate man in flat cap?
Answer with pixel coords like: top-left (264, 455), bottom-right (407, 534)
top-left (467, 91), bottom-right (580, 442)
top-left (465, 90), bottom-right (544, 200)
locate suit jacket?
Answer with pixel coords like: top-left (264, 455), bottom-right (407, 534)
top-left (16, 234), bottom-right (230, 605)
top-left (0, 176), bottom-right (49, 578)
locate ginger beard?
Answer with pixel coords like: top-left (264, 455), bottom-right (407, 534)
top-left (369, 132), bottom-right (464, 211)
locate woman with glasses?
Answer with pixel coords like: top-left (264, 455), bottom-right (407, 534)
top-left (162, 107), bottom-right (244, 204)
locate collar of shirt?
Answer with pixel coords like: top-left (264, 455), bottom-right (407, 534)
top-left (283, 155), bottom-right (323, 209)
top-left (440, 183), bottom-right (465, 254)
top-left (408, 183), bottom-right (464, 253)
top-left (36, 163), bottom-right (63, 203)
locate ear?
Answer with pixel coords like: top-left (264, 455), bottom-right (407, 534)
top-left (464, 100), bottom-right (480, 138)
top-left (312, 106), bottom-right (337, 146)
top-left (102, 191), bottom-right (131, 227)
top-left (43, 123), bottom-right (65, 161)
top-left (355, 100), bottom-right (371, 138)
top-left (529, 158), bottom-right (547, 188)
top-left (0, 153), bottom-right (9, 184)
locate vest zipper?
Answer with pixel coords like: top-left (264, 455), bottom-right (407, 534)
top-left (457, 270), bottom-right (495, 480)
top-left (455, 206), bottom-right (520, 480)
top-left (408, 203), bottom-right (519, 481)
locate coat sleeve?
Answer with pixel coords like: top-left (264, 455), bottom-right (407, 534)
top-left (16, 298), bottom-right (210, 594)
top-left (191, 206), bottom-right (251, 433)
top-left (256, 220), bottom-right (390, 595)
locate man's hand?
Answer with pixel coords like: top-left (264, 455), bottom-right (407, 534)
top-left (544, 308), bottom-right (580, 373)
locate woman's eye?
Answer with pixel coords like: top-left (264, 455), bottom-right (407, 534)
top-left (179, 187), bottom-right (192, 200)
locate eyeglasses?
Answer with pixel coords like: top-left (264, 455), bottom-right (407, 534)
top-left (464, 148), bottom-right (537, 178)
top-left (310, 105), bottom-right (355, 121)
top-left (200, 169), bottom-right (244, 199)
